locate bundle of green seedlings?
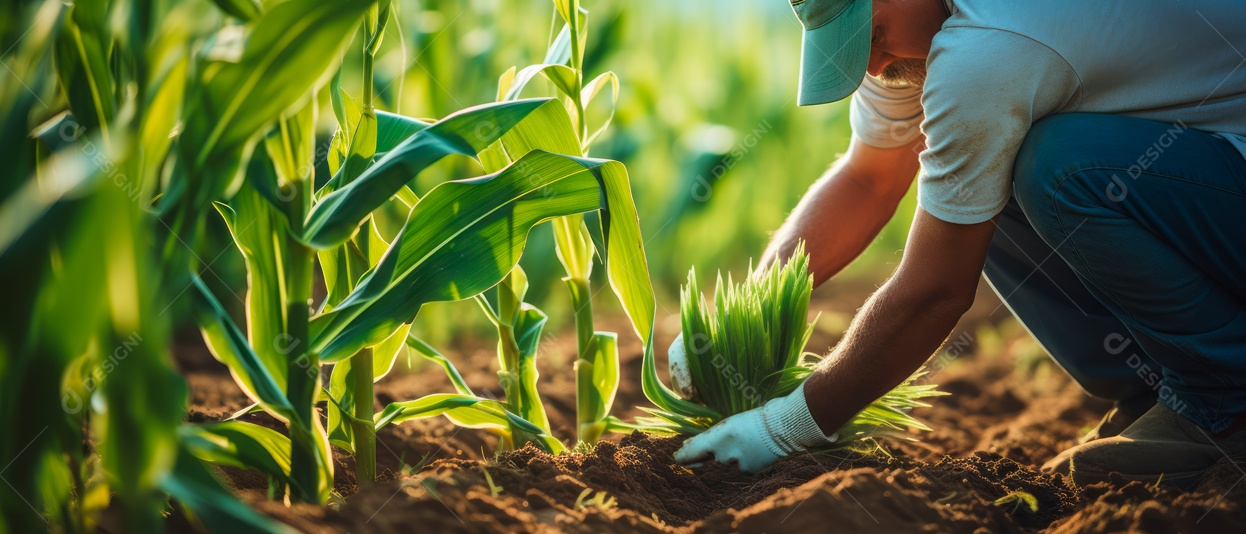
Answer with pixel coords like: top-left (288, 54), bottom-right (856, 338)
top-left (645, 243), bottom-right (946, 450)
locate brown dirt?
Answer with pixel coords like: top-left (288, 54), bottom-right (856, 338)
top-left (178, 284), bottom-right (1246, 533)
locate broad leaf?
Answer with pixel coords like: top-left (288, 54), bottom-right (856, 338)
top-left (163, 449), bottom-right (295, 534)
top-left (180, 422), bottom-right (292, 486)
top-left (308, 150), bottom-right (612, 363)
top-left (504, 64), bottom-right (578, 101)
top-left (190, 277), bottom-right (296, 421)
top-left (180, 0), bottom-right (366, 185)
top-left (581, 71), bottom-right (619, 146)
top-left (54, 1), bottom-right (115, 135)
top-left (213, 179), bottom-right (290, 395)
top-left (210, 0), bottom-right (262, 21)
top-left (374, 394), bottom-right (563, 453)
top-left (406, 334), bottom-right (472, 395)
top-left (303, 98), bottom-right (557, 249)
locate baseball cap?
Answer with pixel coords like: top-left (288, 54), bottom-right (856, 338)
top-left (790, 0), bottom-right (873, 106)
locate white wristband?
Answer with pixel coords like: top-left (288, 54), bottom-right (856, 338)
top-left (762, 382), bottom-right (839, 455)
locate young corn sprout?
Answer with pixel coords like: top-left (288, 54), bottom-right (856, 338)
top-left (643, 243), bottom-right (946, 450)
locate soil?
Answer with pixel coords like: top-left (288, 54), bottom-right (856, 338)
top-left (177, 283), bottom-right (1246, 533)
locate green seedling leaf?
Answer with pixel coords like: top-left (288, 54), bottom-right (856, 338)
top-left (993, 490), bottom-right (1040, 514)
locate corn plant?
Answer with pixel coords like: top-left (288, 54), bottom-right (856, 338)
top-left (1, 0), bottom-right (305, 531)
top-left (177, 0), bottom-right (375, 505)
top-left (483, 0), bottom-right (624, 446)
top-left (640, 244), bottom-right (947, 448)
top-left (370, 0), bottom-right (636, 452)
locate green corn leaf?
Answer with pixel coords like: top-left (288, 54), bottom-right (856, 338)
top-left (406, 335), bottom-right (473, 396)
top-left (307, 150), bottom-right (612, 363)
top-left (372, 322), bottom-right (411, 381)
top-left (497, 264), bottom-right (529, 323)
top-left (180, 422), bottom-right (292, 486)
top-left (576, 332), bottom-right (619, 443)
top-left (190, 277), bottom-right (296, 421)
top-left (477, 101), bottom-right (596, 285)
top-left (137, 49), bottom-right (188, 191)
top-left (497, 67), bottom-right (518, 101)
top-left (581, 71), bottom-right (619, 146)
top-left (374, 394), bottom-right (563, 453)
top-left (325, 360), bottom-right (357, 452)
top-left (54, 1), bottom-right (115, 136)
top-left (553, 0), bottom-right (575, 27)
top-left (504, 64), bottom-right (578, 101)
top-left (212, 180), bottom-right (290, 394)
top-left (180, 0), bottom-right (366, 181)
top-left (162, 449), bottom-right (296, 534)
top-left (264, 99), bottom-right (318, 188)
top-left (209, 0), bottom-right (262, 21)
top-left (544, 24), bottom-right (573, 66)
top-left (375, 110), bottom-right (430, 155)
top-left (318, 238), bottom-right (371, 313)
top-left (338, 109), bottom-right (377, 188)
top-left (365, 0), bottom-right (392, 56)
top-left (474, 98), bottom-right (716, 421)
top-left (303, 98), bottom-right (556, 249)
top-left (548, 7), bottom-right (587, 62)
top-left (511, 304), bottom-right (551, 432)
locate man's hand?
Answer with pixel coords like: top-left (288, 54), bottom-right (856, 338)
top-left (674, 384), bottom-right (837, 473)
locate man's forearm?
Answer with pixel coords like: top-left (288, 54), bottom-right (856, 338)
top-left (800, 209), bottom-right (998, 436)
top-left (758, 140), bottom-right (919, 286)
top-left (801, 272), bottom-right (971, 435)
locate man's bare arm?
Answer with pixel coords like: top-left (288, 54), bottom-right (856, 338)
top-left (759, 137), bottom-right (922, 286)
top-left (803, 207), bottom-right (998, 435)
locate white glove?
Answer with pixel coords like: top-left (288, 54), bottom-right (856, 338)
top-left (673, 383), bottom-right (838, 473)
top-left (666, 333), bottom-right (697, 399)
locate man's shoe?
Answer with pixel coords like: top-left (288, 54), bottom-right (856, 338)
top-left (1041, 405), bottom-right (1139, 474)
top-left (1042, 404), bottom-right (1245, 488)
top-left (1077, 405), bottom-right (1141, 444)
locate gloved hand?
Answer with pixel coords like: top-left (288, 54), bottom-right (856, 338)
top-left (673, 383), bottom-right (838, 473)
top-left (666, 333), bottom-right (696, 399)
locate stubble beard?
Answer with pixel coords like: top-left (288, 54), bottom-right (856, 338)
top-left (877, 58), bottom-right (927, 88)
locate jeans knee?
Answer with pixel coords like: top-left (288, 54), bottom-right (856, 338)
top-left (1012, 114), bottom-right (1101, 236)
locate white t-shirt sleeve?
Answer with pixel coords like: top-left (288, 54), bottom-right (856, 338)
top-left (917, 27), bottom-right (1080, 224)
top-left (850, 75), bottom-right (925, 149)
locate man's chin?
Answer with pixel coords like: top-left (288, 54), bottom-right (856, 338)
top-left (877, 59), bottom-right (927, 88)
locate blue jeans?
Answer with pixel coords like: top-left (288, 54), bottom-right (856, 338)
top-left (984, 113), bottom-right (1246, 434)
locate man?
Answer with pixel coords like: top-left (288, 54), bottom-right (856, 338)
top-left (672, 0), bottom-right (1246, 487)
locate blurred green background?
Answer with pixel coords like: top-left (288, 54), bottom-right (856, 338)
top-left (205, 0), bottom-right (919, 346)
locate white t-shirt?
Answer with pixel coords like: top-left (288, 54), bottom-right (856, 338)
top-left (850, 0), bottom-right (1246, 224)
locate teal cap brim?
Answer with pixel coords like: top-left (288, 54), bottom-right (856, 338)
top-left (797, 0), bottom-right (872, 106)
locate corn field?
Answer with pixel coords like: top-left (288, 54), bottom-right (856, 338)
top-left (0, 1), bottom-right (945, 532)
